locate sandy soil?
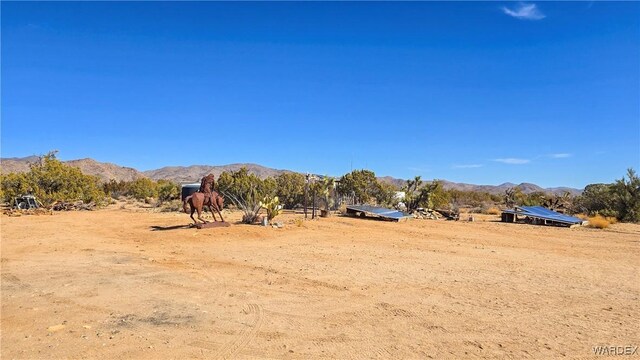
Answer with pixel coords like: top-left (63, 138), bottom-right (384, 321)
top-left (1, 207), bottom-right (638, 359)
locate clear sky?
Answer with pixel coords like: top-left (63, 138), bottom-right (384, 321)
top-left (2, 1), bottom-right (638, 188)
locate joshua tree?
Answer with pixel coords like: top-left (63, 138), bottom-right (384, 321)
top-left (318, 177), bottom-right (335, 213)
top-left (504, 188), bottom-right (517, 209)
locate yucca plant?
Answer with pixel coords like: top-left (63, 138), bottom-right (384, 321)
top-left (223, 188), bottom-right (262, 224)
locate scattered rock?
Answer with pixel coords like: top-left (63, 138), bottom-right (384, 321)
top-left (47, 324), bottom-right (66, 332)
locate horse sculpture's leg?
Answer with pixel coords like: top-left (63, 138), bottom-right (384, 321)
top-left (215, 207), bottom-right (224, 222)
top-left (196, 206), bottom-right (207, 223)
top-left (208, 204), bottom-right (218, 222)
top-left (214, 196), bottom-right (225, 222)
top-left (189, 204), bottom-right (197, 224)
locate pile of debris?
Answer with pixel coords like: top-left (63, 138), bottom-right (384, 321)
top-left (50, 201), bottom-right (96, 211)
top-left (437, 209), bottom-right (460, 221)
top-left (412, 208), bottom-right (460, 221)
top-left (3, 208), bottom-right (53, 217)
top-left (413, 208), bottom-right (442, 220)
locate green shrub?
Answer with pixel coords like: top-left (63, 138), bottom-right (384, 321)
top-left (157, 180), bottom-right (180, 203)
top-left (0, 152), bottom-right (107, 206)
top-left (275, 172), bottom-right (306, 209)
top-left (127, 178), bottom-right (158, 200)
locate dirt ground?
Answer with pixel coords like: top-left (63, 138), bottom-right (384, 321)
top-left (1, 206), bottom-right (638, 359)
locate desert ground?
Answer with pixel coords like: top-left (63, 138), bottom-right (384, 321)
top-left (1, 206), bottom-right (638, 359)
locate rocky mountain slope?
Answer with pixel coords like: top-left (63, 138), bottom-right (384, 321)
top-left (143, 163), bottom-right (292, 183)
top-left (1, 156), bottom-right (582, 194)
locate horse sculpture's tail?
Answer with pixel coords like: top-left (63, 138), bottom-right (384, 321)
top-left (183, 195), bottom-right (191, 213)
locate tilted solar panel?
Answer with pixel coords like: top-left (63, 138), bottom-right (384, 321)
top-left (346, 205), bottom-right (413, 220)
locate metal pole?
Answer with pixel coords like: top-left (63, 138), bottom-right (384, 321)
top-left (304, 173), bottom-right (309, 219)
top-left (312, 188), bottom-right (316, 219)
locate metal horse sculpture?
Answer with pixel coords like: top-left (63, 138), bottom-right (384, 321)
top-left (183, 174), bottom-right (225, 224)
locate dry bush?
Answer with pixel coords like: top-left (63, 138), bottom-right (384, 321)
top-left (587, 215), bottom-right (611, 229)
top-left (159, 200), bottom-right (183, 213)
top-left (575, 213), bottom-right (589, 220)
top-left (606, 216), bottom-right (618, 225)
top-left (483, 206), bottom-right (501, 215)
top-left (338, 203), bottom-right (347, 214)
top-left (294, 218), bottom-right (305, 227)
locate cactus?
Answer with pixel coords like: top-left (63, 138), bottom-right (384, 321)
top-left (260, 196), bottom-right (282, 221)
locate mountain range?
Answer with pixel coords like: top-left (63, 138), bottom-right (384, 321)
top-left (0, 156), bottom-right (582, 195)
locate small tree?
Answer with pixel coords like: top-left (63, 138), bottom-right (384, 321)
top-left (612, 168), bottom-right (640, 222)
top-left (403, 176), bottom-right (424, 212)
top-left (275, 172), bottom-right (306, 209)
top-left (504, 187), bottom-right (524, 209)
top-left (337, 169), bottom-right (379, 204)
top-left (403, 176), bottom-right (442, 212)
top-left (1, 152), bottom-right (106, 206)
top-left (574, 183), bottom-right (617, 217)
top-left (428, 180), bottom-right (450, 209)
top-left (373, 181), bottom-right (397, 208)
top-left (318, 176), bottom-right (335, 212)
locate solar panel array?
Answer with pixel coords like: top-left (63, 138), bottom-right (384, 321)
top-left (504, 206), bottom-right (583, 225)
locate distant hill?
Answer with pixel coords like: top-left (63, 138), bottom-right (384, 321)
top-left (66, 158), bottom-right (144, 183)
top-left (378, 177), bottom-right (582, 196)
top-left (0, 156), bottom-right (41, 174)
top-left (1, 155), bottom-right (582, 194)
top-left (143, 163), bottom-right (293, 183)
top-left (0, 156), bottom-right (145, 183)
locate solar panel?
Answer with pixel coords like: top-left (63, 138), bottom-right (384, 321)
top-left (346, 205), bottom-right (413, 221)
top-left (507, 206), bottom-right (583, 225)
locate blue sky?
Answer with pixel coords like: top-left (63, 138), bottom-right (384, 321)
top-left (2, 2), bottom-right (638, 188)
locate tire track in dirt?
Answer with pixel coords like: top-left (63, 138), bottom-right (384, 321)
top-left (209, 303), bottom-right (264, 360)
top-left (314, 301), bottom-right (421, 359)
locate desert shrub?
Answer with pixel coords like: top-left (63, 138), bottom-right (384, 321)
top-left (587, 215), bottom-right (611, 229)
top-left (572, 169), bottom-right (639, 223)
top-left (450, 189), bottom-right (499, 209)
top-left (542, 191), bottom-right (574, 211)
top-left (483, 206), bottom-right (501, 215)
top-left (159, 199), bottom-right (183, 212)
top-left (1, 152), bottom-right (107, 206)
top-left (157, 180), bottom-right (180, 203)
top-left (373, 180), bottom-right (398, 208)
top-left (520, 191), bottom-right (548, 206)
top-left (337, 203), bottom-right (347, 214)
top-left (127, 178), bottom-right (158, 200)
top-left (103, 179), bottom-right (130, 199)
top-left (611, 168), bottom-right (640, 223)
top-left (575, 213), bottom-right (589, 220)
top-left (0, 172), bottom-right (30, 204)
top-left (275, 172), bottom-right (305, 209)
top-left (403, 177), bottom-right (446, 212)
top-left (573, 183), bottom-right (618, 218)
top-left (218, 168), bottom-right (272, 224)
top-left (218, 168), bottom-right (274, 201)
